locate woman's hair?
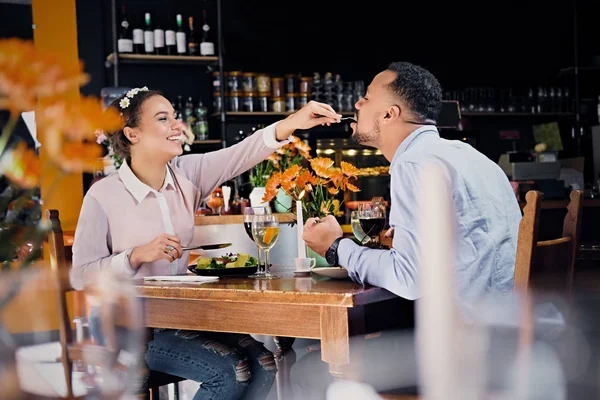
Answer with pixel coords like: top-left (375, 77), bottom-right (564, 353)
top-left (107, 88), bottom-right (163, 159)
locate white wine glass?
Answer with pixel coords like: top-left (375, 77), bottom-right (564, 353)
top-left (251, 214), bottom-right (279, 279)
top-left (243, 206), bottom-right (271, 278)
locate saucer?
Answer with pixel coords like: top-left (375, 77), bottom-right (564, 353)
top-left (294, 271), bottom-right (311, 277)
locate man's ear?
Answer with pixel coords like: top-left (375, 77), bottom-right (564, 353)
top-left (123, 126), bottom-right (140, 144)
top-left (384, 104), bottom-right (401, 122)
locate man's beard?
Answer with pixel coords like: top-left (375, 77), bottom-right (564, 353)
top-left (352, 118), bottom-right (380, 146)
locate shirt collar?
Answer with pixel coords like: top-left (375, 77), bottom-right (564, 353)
top-left (118, 160), bottom-right (176, 203)
top-left (391, 125), bottom-right (439, 166)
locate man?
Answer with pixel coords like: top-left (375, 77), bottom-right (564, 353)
top-left (304, 61), bottom-right (521, 305)
top-left (293, 62), bottom-right (522, 398)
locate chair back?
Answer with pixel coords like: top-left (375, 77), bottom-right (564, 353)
top-left (531, 190), bottom-right (583, 294)
top-left (514, 191), bottom-right (543, 292)
top-left (47, 209), bottom-right (76, 399)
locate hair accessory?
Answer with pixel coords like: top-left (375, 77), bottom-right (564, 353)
top-left (120, 86), bottom-right (149, 110)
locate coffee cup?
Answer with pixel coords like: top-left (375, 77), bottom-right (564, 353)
top-left (294, 257), bottom-right (316, 273)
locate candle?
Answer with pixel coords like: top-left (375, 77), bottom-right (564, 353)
top-left (296, 199), bottom-right (306, 258)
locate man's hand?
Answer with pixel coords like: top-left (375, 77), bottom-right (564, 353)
top-left (275, 101), bottom-right (342, 140)
top-left (302, 215), bottom-right (343, 257)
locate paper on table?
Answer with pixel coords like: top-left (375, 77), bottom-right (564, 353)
top-left (143, 275), bottom-right (219, 282)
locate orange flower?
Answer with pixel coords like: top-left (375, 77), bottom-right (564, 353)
top-left (59, 142), bottom-right (104, 172)
top-left (341, 161), bottom-right (359, 178)
top-left (0, 141), bottom-right (40, 188)
top-left (0, 38), bottom-right (89, 116)
top-left (263, 171), bottom-right (282, 202)
top-left (37, 96), bottom-right (122, 142)
top-left (346, 182), bottom-right (360, 192)
top-left (280, 164), bottom-right (302, 193)
top-left (296, 170), bottom-right (317, 192)
top-left (310, 157), bottom-right (334, 178)
top-left (267, 153), bottom-right (281, 167)
top-left (36, 97), bottom-right (122, 173)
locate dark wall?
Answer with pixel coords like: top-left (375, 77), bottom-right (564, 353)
top-left (0, 3), bottom-right (33, 40)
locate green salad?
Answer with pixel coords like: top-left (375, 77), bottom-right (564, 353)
top-left (196, 252), bottom-right (258, 269)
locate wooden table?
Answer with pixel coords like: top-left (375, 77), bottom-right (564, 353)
top-left (133, 270), bottom-right (397, 377)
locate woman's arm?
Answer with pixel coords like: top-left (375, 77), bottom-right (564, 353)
top-left (173, 101), bottom-right (342, 197)
top-left (173, 123), bottom-right (284, 197)
top-left (70, 194), bottom-right (136, 290)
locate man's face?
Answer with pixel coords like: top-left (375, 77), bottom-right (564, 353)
top-left (351, 70), bottom-right (396, 147)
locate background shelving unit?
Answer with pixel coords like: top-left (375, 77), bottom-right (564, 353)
top-left (106, 0), bottom-right (227, 149)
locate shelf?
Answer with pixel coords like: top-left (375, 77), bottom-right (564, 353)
top-left (106, 53), bottom-right (219, 66)
top-left (192, 140), bottom-right (222, 145)
top-left (211, 111), bottom-right (355, 117)
top-left (559, 66), bottom-right (600, 76)
top-left (461, 112), bottom-right (574, 117)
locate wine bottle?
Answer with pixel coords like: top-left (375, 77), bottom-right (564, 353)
top-left (175, 14), bottom-right (187, 55)
top-left (132, 14), bottom-right (144, 54)
top-left (200, 6), bottom-right (215, 56)
top-left (165, 14), bottom-right (176, 55)
top-left (153, 16), bottom-right (165, 55)
top-left (117, 5), bottom-right (133, 53)
top-left (188, 16), bottom-right (198, 56)
top-left (143, 12), bottom-right (154, 54)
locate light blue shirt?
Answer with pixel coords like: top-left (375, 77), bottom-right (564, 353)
top-left (338, 126), bottom-right (522, 304)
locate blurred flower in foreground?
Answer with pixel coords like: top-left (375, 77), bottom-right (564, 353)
top-left (0, 38), bottom-right (89, 117)
top-left (36, 97), bottom-right (122, 173)
top-left (0, 142), bottom-right (40, 188)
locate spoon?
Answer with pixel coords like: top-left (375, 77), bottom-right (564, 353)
top-left (316, 114), bottom-right (356, 123)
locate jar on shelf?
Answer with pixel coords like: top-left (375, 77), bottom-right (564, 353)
top-left (228, 71), bottom-right (242, 93)
top-left (298, 94), bottom-right (309, 108)
top-left (242, 72), bottom-right (257, 93)
top-left (271, 77), bottom-right (284, 98)
top-left (284, 74), bottom-right (297, 93)
top-left (213, 92), bottom-right (222, 113)
top-left (257, 74), bottom-right (271, 93)
top-left (257, 92), bottom-right (270, 112)
top-left (272, 97), bottom-right (285, 112)
top-left (286, 92), bottom-right (298, 112)
top-left (300, 77), bottom-right (312, 96)
top-left (212, 71), bottom-right (224, 94)
top-left (242, 92), bottom-right (257, 112)
top-left (228, 90), bottom-right (241, 112)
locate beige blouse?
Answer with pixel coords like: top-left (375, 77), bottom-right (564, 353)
top-left (71, 123), bottom-right (286, 289)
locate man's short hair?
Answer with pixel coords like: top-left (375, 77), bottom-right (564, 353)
top-left (386, 62), bottom-right (442, 122)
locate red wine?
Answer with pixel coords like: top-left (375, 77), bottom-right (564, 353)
top-left (359, 217), bottom-right (386, 238)
top-left (244, 222), bottom-right (254, 241)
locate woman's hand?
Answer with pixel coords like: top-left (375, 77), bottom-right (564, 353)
top-left (129, 233), bottom-right (183, 269)
top-left (275, 101), bottom-right (342, 140)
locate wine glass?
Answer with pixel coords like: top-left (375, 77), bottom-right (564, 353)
top-left (243, 206), bottom-right (271, 278)
top-left (251, 214), bottom-right (279, 279)
top-left (357, 201), bottom-right (387, 247)
top-left (351, 211), bottom-right (370, 245)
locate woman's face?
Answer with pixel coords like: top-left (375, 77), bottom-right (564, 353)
top-left (128, 95), bottom-right (185, 162)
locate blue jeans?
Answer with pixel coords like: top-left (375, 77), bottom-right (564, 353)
top-left (147, 329), bottom-right (277, 400)
top-left (90, 311), bottom-right (276, 399)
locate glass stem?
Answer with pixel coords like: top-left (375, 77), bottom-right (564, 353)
top-left (256, 245), bottom-right (264, 273)
top-left (264, 250), bottom-right (271, 276)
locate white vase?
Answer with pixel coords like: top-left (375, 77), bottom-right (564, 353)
top-left (249, 187), bottom-right (269, 208)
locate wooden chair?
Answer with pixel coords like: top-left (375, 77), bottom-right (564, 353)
top-left (531, 190), bottom-right (584, 295)
top-left (514, 190), bottom-right (584, 294)
top-left (513, 191), bottom-right (543, 292)
top-left (46, 210), bottom-right (183, 399)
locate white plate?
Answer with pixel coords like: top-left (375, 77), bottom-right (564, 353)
top-left (311, 267), bottom-right (350, 280)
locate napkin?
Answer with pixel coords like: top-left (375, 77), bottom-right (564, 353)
top-left (143, 275), bottom-right (219, 283)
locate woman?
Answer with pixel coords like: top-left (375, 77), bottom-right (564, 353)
top-left (71, 87), bottom-right (341, 399)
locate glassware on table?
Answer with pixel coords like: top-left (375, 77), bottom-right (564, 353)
top-left (206, 190), bottom-right (224, 215)
top-left (243, 206), bottom-right (271, 278)
top-left (251, 214), bottom-right (280, 279)
top-left (357, 201), bottom-right (387, 247)
top-left (351, 211), bottom-right (371, 245)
